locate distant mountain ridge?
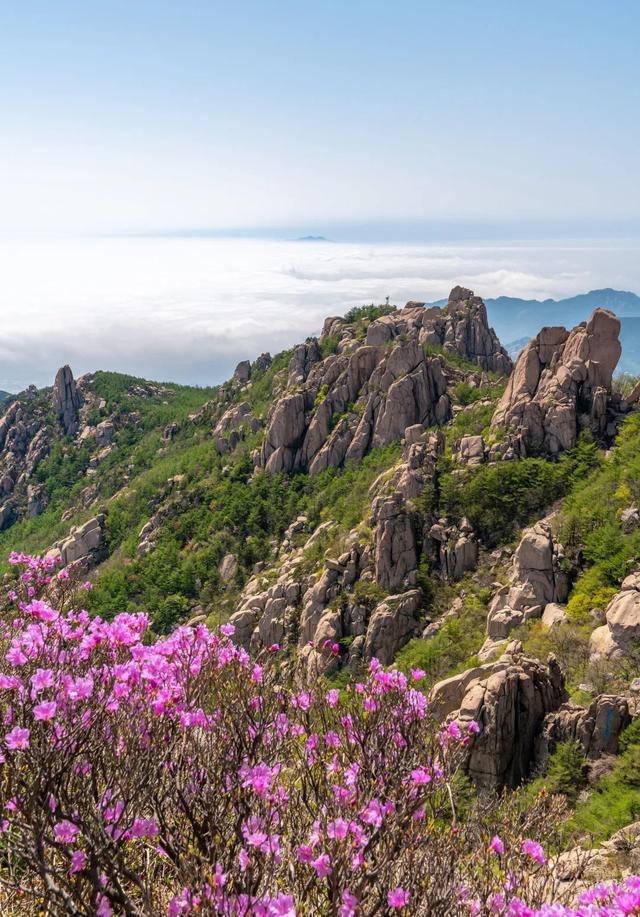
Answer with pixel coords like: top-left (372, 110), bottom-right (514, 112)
top-left (427, 289), bottom-right (640, 374)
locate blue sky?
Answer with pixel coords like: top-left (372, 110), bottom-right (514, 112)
top-left (1, 0), bottom-right (639, 236)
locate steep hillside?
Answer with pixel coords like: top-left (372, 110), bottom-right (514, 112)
top-left (0, 286), bottom-right (639, 831)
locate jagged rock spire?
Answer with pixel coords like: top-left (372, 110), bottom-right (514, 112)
top-left (492, 308), bottom-right (622, 456)
top-left (52, 365), bottom-right (81, 435)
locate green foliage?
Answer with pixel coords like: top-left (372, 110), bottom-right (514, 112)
top-left (516, 620), bottom-right (591, 695)
top-left (439, 433), bottom-right (601, 546)
top-left (394, 592), bottom-right (488, 685)
top-left (313, 383), bottom-right (329, 409)
top-left (439, 458), bottom-right (566, 546)
top-left (452, 380), bottom-right (487, 407)
top-left (545, 742), bottom-right (588, 802)
top-left (303, 443), bottom-right (403, 532)
top-left (422, 343), bottom-right (489, 375)
top-left (343, 303), bottom-right (395, 327)
top-left (523, 742), bottom-right (587, 809)
top-left (559, 414), bottom-right (640, 615)
top-left (447, 402), bottom-right (496, 441)
top-left (571, 723), bottom-right (640, 841)
top-left (613, 372), bottom-right (640, 398)
top-left (320, 336), bottom-right (339, 357)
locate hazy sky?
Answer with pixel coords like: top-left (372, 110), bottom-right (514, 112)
top-left (1, 0), bottom-right (639, 237)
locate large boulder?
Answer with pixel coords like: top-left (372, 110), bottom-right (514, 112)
top-left (485, 522), bottom-right (570, 646)
top-left (431, 643), bottom-right (568, 790)
top-left (260, 393), bottom-right (306, 473)
top-left (49, 514), bottom-right (106, 566)
top-left (363, 590), bottom-right (422, 664)
top-left (492, 309), bottom-right (622, 456)
top-left (590, 571), bottom-right (640, 659)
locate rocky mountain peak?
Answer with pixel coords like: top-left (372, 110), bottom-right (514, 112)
top-left (492, 307), bottom-right (623, 456)
top-left (256, 288), bottom-right (511, 476)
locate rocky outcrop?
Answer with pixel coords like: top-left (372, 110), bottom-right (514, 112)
top-left (419, 286), bottom-right (512, 374)
top-left (537, 694), bottom-right (632, 762)
top-left (492, 309), bottom-right (622, 456)
top-left (95, 420), bottom-right (115, 447)
top-left (427, 516), bottom-right (479, 584)
top-left (53, 365), bottom-right (82, 435)
top-left (229, 507), bottom-right (424, 678)
top-left (431, 642), bottom-right (568, 790)
top-left (232, 360), bottom-right (252, 384)
top-left (553, 821), bottom-right (640, 891)
top-left (48, 514), bottom-right (107, 567)
top-left (258, 288), bottom-right (509, 475)
top-left (363, 590), bottom-right (422, 664)
top-left (213, 402), bottom-right (261, 454)
top-left (590, 571), bottom-right (640, 659)
top-left (254, 352), bottom-right (272, 374)
top-left (483, 522), bottom-right (570, 656)
top-left (386, 428), bottom-right (443, 499)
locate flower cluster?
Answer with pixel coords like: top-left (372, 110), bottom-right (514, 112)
top-left (0, 554), bottom-right (632, 916)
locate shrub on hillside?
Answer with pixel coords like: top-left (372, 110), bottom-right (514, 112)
top-left (0, 553), bottom-right (595, 916)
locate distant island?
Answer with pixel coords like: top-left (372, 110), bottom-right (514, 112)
top-left (295, 234), bottom-right (329, 241)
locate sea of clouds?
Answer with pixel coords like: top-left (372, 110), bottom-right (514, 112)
top-left (0, 235), bottom-right (639, 391)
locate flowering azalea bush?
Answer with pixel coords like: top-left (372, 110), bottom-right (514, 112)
top-left (0, 554), bottom-right (634, 915)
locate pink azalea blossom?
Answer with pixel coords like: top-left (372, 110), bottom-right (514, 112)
top-left (33, 700), bottom-right (57, 721)
top-left (388, 887), bottom-right (410, 908)
top-left (521, 838), bottom-right (545, 865)
top-left (5, 726), bottom-right (30, 750)
top-left (490, 835), bottom-right (504, 855)
top-left (70, 849), bottom-right (87, 873)
top-left (310, 852), bottom-right (332, 878)
top-left (54, 820), bottom-right (80, 844)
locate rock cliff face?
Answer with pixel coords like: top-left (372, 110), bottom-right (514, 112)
top-left (258, 288), bottom-right (510, 475)
top-left (492, 309), bottom-right (622, 456)
top-left (538, 694), bottom-right (632, 761)
top-left (430, 642), bottom-right (568, 790)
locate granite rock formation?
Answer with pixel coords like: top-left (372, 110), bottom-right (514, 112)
top-left (492, 309), bottom-right (622, 456)
top-left (431, 642), bottom-right (568, 790)
top-left (258, 288), bottom-right (510, 475)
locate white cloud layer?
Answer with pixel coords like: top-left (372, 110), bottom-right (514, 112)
top-left (0, 236), bottom-right (639, 391)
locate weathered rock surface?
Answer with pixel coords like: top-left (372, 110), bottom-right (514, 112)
top-left (219, 553), bottom-right (238, 582)
top-left (427, 515), bottom-right (479, 584)
top-left (232, 360), bottom-right (252, 384)
top-left (431, 642), bottom-right (568, 789)
top-left (553, 821), bottom-right (640, 891)
top-left (372, 492), bottom-right (418, 592)
top-left (419, 286), bottom-right (512, 374)
top-left (492, 309), bottom-right (622, 456)
top-left (258, 288), bottom-right (509, 475)
top-left (590, 571), bottom-right (640, 659)
top-left (484, 522), bottom-right (570, 649)
top-left (363, 590), bottom-right (422, 664)
top-left (537, 694), bottom-right (632, 762)
top-left (53, 365), bottom-right (82, 435)
top-left (541, 602), bottom-right (569, 629)
top-left (48, 514), bottom-right (107, 567)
